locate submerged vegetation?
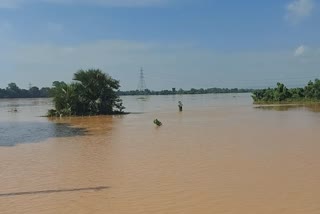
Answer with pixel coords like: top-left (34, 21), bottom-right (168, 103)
top-left (48, 69), bottom-right (125, 117)
top-left (252, 79), bottom-right (320, 104)
top-left (153, 119), bottom-right (162, 126)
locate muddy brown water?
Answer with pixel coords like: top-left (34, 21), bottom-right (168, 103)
top-left (1, 94), bottom-right (320, 214)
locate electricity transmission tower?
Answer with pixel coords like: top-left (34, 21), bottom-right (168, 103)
top-left (137, 67), bottom-right (147, 91)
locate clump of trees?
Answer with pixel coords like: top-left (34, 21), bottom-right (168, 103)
top-left (48, 69), bottom-right (125, 117)
top-left (252, 79), bottom-right (320, 104)
top-left (0, 83), bottom-right (51, 98)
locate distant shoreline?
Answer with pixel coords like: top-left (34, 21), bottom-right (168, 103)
top-left (0, 91), bottom-right (253, 100)
top-left (119, 91), bottom-right (252, 96)
top-left (0, 85), bottom-right (254, 99)
top-left (118, 88), bottom-right (253, 96)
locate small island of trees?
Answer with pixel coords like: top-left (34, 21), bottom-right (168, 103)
top-left (48, 69), bottom-right (125, 117)
top-left (252, 79), bottom-right (320, 104)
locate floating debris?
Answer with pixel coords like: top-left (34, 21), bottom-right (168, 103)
top-left (9, 108), bottom-right (18, 113)
top-left (153, 119), bottom-right (162, 126)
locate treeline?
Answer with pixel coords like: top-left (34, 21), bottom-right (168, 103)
top-left (1, 83), bottom-right (254, 99)
top-left (0, 83), bottom-right (51, 98)
top-left (252, 79), bottom-right (320, 104)
top-left (119, 87), bottom-right (253, 96)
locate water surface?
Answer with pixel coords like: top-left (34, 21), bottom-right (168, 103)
top-left (1, 94), bottom-right (320, 214)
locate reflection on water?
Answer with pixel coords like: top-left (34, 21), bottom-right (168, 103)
top-left (255, 104), bottom-right (320, 112)
top-left (0, 122), bottom-right (88, 147)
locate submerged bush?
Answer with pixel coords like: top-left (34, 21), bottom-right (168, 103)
top-left (153, 119), bottom-right (162, 126)
top-left (48, 69), bottom-right (125, 116)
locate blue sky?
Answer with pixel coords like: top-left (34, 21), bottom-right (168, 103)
top-left (0, 0), bottom-right (319, 90)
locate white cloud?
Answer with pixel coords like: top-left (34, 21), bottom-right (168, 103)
top-left (294, 45), bottom-right (307, 56)
top-left (285, 0), bottom-right (314, 24)
top-left (0, 0), bottom-right (169, 8)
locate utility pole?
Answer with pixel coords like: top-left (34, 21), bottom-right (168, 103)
top-left (137, 67), bottom-right (147, 91)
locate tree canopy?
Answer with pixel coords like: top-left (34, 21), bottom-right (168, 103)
top-left (48, 69), bottom-right (125, 116)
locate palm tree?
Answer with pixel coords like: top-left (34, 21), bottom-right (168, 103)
top-left (49, 69), bottom-right (125, 116)
top-left (73, 69), bottom-right (122, 115)
top-left (50, 82), bottom-right (78, 116)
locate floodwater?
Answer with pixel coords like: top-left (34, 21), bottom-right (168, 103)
top-left (1, 94), bottom-right (320, 214)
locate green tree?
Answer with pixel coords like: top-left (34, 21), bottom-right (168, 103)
top-left (252, 79), bottom-right (320, 104)
top-left (50, 82), bottom-right (78, 116)
top-left (29, 86), bottom-right (40, 98)
top-left (6, 83), bottom-right (21, 98)
top-left (49, 69), bottom-right (125, 116)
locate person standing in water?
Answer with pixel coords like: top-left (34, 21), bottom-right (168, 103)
top-left (178, 101), bottom-right (183, 112)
